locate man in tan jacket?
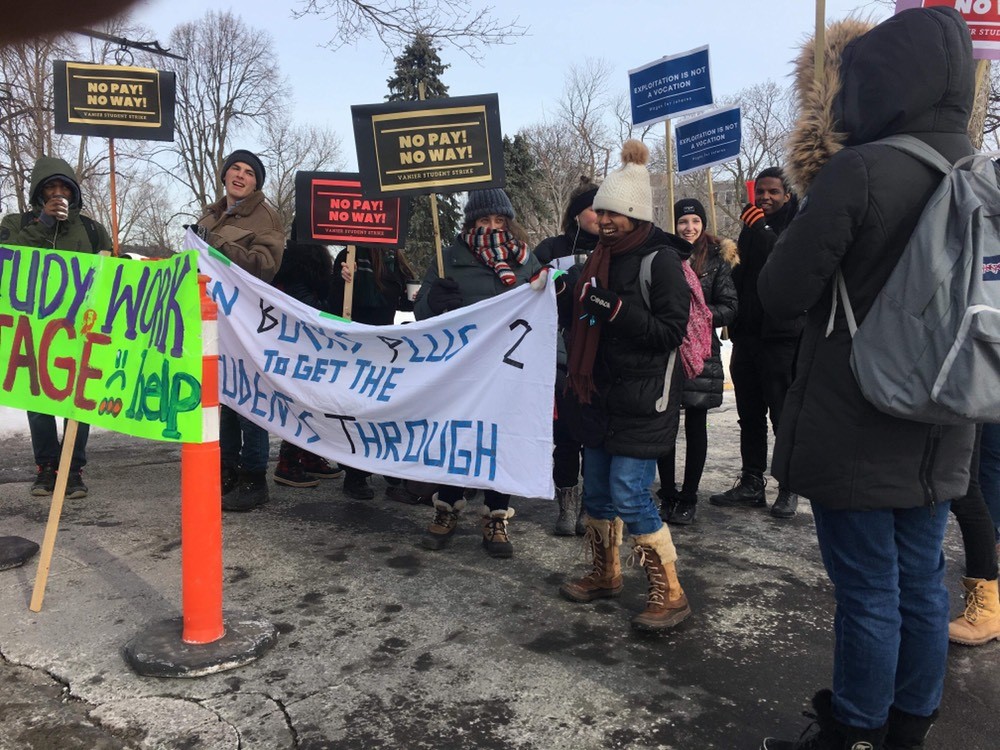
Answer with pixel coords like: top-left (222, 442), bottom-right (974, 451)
top-left (197, 149), bottom-right (284, 511)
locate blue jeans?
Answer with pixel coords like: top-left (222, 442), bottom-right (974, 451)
top-left (811, 500), bottom-right (951, 729)
top-left (581, 446), bottom-right (662, 536)
top-left (220, 406), bottom-right (270, 473)
top-left (980, 423), bottom-right (1000, 541)
top-left (28, 411), bottom-right (89, 471)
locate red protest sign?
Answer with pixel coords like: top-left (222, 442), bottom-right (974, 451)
top-left (293, 172), bottom-right (410, 247)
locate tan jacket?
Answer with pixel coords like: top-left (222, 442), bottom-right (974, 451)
top-left (198, 191), bottom-right (284, 282)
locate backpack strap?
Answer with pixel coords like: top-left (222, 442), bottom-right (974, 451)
top-left (826, 268), bottom-right (859, 339)
top-left (639, 250), bottom-right (657, 310)
top-left (873, 134), bottom-right (953, 174)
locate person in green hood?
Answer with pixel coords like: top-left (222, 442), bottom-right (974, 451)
top-left (0, 156), bottom-right (113, 500)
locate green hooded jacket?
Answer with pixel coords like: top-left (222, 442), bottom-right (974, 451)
top-left (0, 156), bottom-right (112, 253)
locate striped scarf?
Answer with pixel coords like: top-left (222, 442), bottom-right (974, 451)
top-left (464, 227), bottom-right (529, 286)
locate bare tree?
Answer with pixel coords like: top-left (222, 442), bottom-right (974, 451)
top-left (160, 11), bottom-right (287, 211)
top-left (292, 0), bottom-right (526, 54)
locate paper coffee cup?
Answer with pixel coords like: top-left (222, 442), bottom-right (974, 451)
top-left (54, 197), bottom-right (69, 221)
top-left (406, 281), bottom-right (420, 302)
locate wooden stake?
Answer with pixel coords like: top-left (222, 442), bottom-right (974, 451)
top-left (417, 81), bottom-right (446, 277)
top-left (706, 170), bottom-right (717, 235)
top-left (815, 0), bottom-right (826, 87)
top-left (665, 119), bottom-right (675, 229)
top-left (29, 419), bottom-right (79, 612)
top-left (968, 59), bottom-right (991, 150)
top-left (108, 138), bottom-right (121, 257)
top-left (342, 244), bottom-right (356, 321)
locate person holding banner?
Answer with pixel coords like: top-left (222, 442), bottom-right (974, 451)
top-left (657, 198), bottom-right (738, 526)
top-left (757, 7), bottom-right (975, 749)
top-left (557, 140), bottom-right (693, 633)
top-left (0, 156), bottom-right (113, 499)
top-left (534, 176), bottom-right (601, 536)
top-left (413, 187), bottom-right (541, 558)
top-left (331, 244), bottom-right (416, 500)
top-left (196, 149), bottom-right (284, 511)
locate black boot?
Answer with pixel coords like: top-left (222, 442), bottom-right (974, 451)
top-left (884, 706), bottom-right (937, 750)
top-left (657, 484), bottom-right (680, 522)
top-left (771, 487), bottom-right (799, 519)
top-left (669, 490), bottom-right (698, 525)
top-left (709, 472), bottom-right (766, 508)
top-left (223, 470), bottom-right (269, 512)
top-left (343, 468), bottom-right (374, 500)
top-left (761, 690), bottom-right (887, 749)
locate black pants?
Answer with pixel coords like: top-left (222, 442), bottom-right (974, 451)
top-left (657, 407), bottom-right (708, 498)
top-left (438, 484), bottom-right (509, 512)
top-left (951, 426), bottom-right (999, 580)
top-left (729, 337), bottom-right (796, 477)
top-left (553, 390), bottom-right (584, 488)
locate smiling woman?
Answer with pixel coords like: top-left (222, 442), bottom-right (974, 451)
top-left (1, 0), bottom-right (141, 43)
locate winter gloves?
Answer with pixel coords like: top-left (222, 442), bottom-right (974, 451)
top-left (580, 280), bottom-right (623, 323)
top-left (426, 277), bottom-right (464, 314)
top-left (740, 203), bottom-right (766, 230)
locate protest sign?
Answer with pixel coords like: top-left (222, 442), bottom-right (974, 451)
top-left (895, 1), bottom-right (1000, 59)
top-left (351, 94), bottom-right (505, 196)
top-left (629, 46), bottom-right (713, 128)
top-left (193, 233), bottom-right (556, 499)
top-left (52, 61), bottom-right (176, 141)
top-left (675, 106), bottom-right (742, 175)
top-left (0, 247), bottom-right (202, 441)
top-left (294, 172), bottom-right (410, 246)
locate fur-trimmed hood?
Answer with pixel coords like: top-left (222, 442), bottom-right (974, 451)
top-left (786, 7), bottom-right (974, 194)
top-left (718, 237), bottom-right (738, 268)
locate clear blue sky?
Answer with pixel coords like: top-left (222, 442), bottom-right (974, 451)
top-left (127, 0), bottom-right (890, 169)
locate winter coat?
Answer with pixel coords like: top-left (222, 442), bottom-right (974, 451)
top-left (559, 227), bottom-right (691, 459)
top-left (413, 235), bottom-right (542, 320)
top-left (681, 238), bottom-right (738, 410)
top-left (0, 156), bottom-right (112, 253)
top-left (197, 191), bottom-right (284, 282)
top-left (534, 226), bottom-right (599, 267)
top-left (757, 7), bottom-right (976, 511)
top-left (330, 246), bottom-right (414, 325)
top-left (272, 241), bottom-right (334, 312)
top-left (730, 198), bottom-right (802, 341)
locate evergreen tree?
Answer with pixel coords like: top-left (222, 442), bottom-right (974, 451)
top-left (502, 134), bottom-right (551, 244)
top-left (386, 33), bottom-right (460, 277)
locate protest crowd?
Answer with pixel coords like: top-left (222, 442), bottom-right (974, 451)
top-left (3, 5), bottom-right (1000, 750)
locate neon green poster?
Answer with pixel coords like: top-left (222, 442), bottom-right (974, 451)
top-left (0, 246), bottom-right (202, 442)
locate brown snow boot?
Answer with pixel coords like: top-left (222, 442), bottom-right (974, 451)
top-left (560, 516), bottom-right (625, 602)
top-left (481, 506), bottom-right (515, 558)
top-left (948, 577), bottom-right (1000, 645)
top-left (629, 525), bottom-right (691, 632)
top-left (422, 495), bottom-right (466, 551)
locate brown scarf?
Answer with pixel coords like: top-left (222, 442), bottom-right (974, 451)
top-left (567, 222), bottom-right (653, 403)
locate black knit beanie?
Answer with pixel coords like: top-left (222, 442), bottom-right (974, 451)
top-left (221, 149), bottom-right (266, 189)
top-left (674, 198), bottom-right (707, 227)
top-left (464, 188), bottom-right (515, 224)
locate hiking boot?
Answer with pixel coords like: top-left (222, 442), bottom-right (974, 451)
top-left (223, 470), bottom-right (269, 512)
top-left (300, 454), bottom-right (343, 479)
top-left (31, 464), bottom-right (56, 496)
top-left (629, 526), bottom-right (691, 632)
top-left (771, 488), bottom-right (799, 519)
top-left (422, 496), bottom-right (465, 550)
top-left (575, 505), bottom-right (586, 535)
top-left (554, 486), bottom-right (580, 536)
top-left (709, 472), bottom-right (766, 508)
top-left (560, 517), bottom-right (624, 602)
top-left (343, 473), bottom-right (375, 500)
top-left (884, 706), bottom-right (937, 750)
top-left (221, 464), bottom-right (239, 497)
top-left (385, 484), bottom-right (428, 505)
top-left (948, 577), bottom-right (1000, 645)
top-left (761, 690), bottom-right (888, 750)
top-left (273, 457), bottom-right (321, 488)
top-left (657, 484), bottom-right (680, 522)
top-left (64, 470), bottom-right (88, 499)
top-left (669, 491), bottom-right (698, 526)
top-left (482, 507), bottom-right (515, 558)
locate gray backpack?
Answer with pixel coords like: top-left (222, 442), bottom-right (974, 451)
top-left (827, 134), bottom-right (1000, 424)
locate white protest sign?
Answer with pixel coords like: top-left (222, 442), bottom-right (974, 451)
top-left (192, 233), bottom-right (556, 499)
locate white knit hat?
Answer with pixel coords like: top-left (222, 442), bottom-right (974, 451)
top-left (593, 140), bottom-right (652, 222)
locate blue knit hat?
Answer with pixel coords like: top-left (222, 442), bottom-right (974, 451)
top-left (464, 188), bottom-right (515, 224)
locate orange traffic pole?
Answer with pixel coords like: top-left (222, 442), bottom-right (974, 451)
top-left (179, 274), bottom-right (224, 644)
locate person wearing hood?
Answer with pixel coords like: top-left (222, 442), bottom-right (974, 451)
top-left (556, 140), bottom-right (692, 633)
top-left (709, 166), bottom-right (803, 519)
top-left (0, 156), bottom-right (113, 499)
top-left (196, 149), bottom-right (284, 512)
top-left (534, 176), bottom-right (601, 536)
top-left (756, 8), bottom-right (976, 749)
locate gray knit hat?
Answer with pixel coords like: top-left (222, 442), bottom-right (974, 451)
top-left (593, 140), bottom-right (652, 222)
top-left (221, 149), bottom-right (266, 189)
top-left (464, 188), bottom-right (515, 223)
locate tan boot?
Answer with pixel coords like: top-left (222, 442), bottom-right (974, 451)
top-left (948, 577), bottom-right (1000, 645)
top-left (482, 506), bottom-right (515, 558)
top-left (421, 495), bottom-right (466, 551)
top-left (629, 525), bottom-right (691, 632)
top-left (560, 517), bottom-right (625, 602)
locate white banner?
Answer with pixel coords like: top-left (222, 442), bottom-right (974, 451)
top-left (192, 233), bottom-right (556, 499)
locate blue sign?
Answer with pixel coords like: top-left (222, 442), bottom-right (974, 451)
top-left (675, 106), bottom-right (742, 175)
top-left (629, 46), bottom-right (713, 127)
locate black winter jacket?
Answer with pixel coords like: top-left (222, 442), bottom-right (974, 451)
top-left (682, 238), bottom-right (738, 410)
top-left (757, 6), bottom-right (976, 510)
top-left (560, 226), bottom-right (691, 458)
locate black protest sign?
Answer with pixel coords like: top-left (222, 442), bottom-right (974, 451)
top-left (294, 172), bottom-right (410, 247)
top-left (351, 94), bottom-right (504, 197)
top-left (53, 61), bottom-right (176, 142)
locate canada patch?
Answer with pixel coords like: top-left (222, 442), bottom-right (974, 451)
top-left (984, 255), bottom-right (1000, 281)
